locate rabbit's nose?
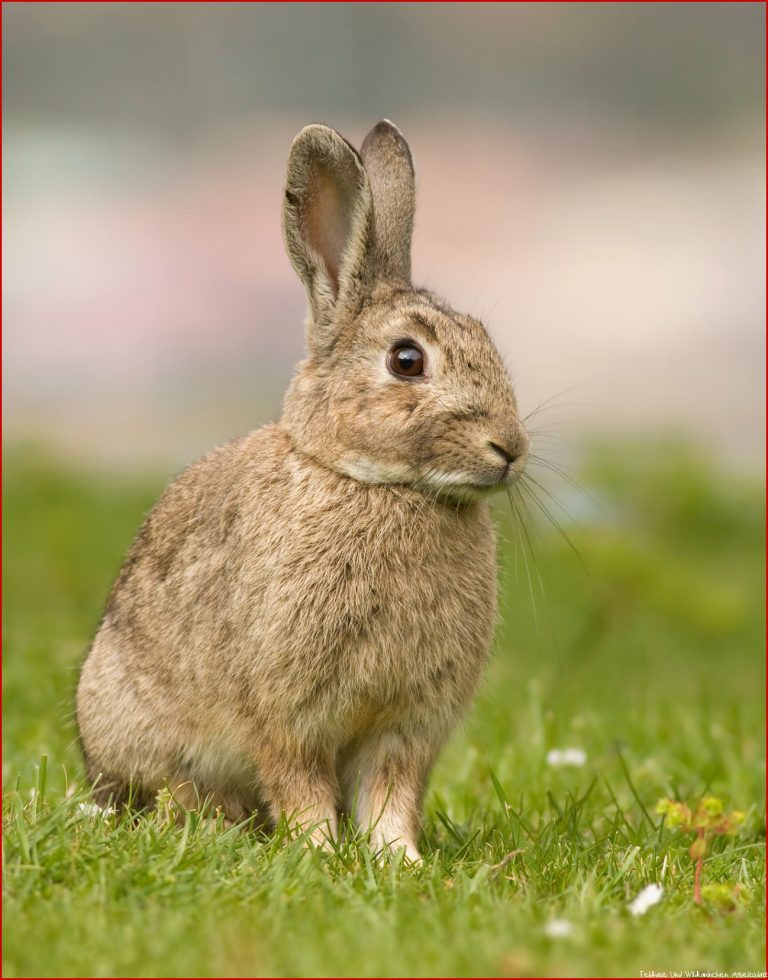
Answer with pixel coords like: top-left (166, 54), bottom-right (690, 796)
top-left (488, 442), bottom-right (517, 466)
top-left (488, 426), bottom-right (530, 469)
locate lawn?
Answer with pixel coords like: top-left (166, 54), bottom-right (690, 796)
top-left (3, 441), bottom-right (765, 978)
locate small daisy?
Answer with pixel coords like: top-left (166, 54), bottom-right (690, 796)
top-left (77, 802), bottom-right (114, 817)
top-left (546, 747), bottom-right (587, 768)
top-left (544, 918), bottom-right (574, 938)
top-left (628, 883), bottom-right (664, 917)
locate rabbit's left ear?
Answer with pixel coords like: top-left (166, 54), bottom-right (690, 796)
top-left (360, 120), bottom-right (415, 283)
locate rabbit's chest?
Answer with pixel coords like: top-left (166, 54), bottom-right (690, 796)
top-left (256, 493), bottom-right (498, 722)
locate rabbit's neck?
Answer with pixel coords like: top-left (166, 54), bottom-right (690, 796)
top-left (282, 425), bottom-right (488, 517)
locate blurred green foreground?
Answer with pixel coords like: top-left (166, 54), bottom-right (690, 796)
top-left (3, 442), bottom-right (765, 978)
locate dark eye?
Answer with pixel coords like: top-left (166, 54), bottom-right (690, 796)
top-left (387, 343), bottom-right (425, 379)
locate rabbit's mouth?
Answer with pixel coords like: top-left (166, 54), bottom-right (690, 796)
top-left (335, 447), bottom-right (526, 501)
top-left (417, 462), bottom-right (525, 501)
top-left (420, 434), bottom-right (529, 498)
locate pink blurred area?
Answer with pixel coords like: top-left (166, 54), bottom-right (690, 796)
top-left (3, 4), bottom-right (764, 470)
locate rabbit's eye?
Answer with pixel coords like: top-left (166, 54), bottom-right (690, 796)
top-left (388, 343), bottom-right (425, 379)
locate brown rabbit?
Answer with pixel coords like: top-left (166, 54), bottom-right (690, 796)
top-left (76, 121), bottom-right (529, 861)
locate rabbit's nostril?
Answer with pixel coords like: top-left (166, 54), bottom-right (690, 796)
top-left (488, 442), bottom-right (516, 465)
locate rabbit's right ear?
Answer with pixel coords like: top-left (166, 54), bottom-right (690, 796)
top-left (282, 125), bottom-right (374, 352)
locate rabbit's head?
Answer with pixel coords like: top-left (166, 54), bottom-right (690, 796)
top-left (281, 121), bottom-right (528, 501)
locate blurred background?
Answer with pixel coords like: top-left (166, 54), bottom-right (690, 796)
top-left (3, 1), bottom-right (765, 469)
top-left (4, 7), bottom-right (766, 977)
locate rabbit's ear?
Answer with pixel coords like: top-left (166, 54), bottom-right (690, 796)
top-left (283, 125), bottom-right (374, 346)
top-left (360, 120), bottom-right (415, 283)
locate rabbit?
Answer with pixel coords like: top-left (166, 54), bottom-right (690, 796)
top-left (76, 120), bottom-right (529, 861)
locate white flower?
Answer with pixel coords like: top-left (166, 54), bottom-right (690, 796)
top-left (544, 918), bottom-right (574, 938)
top-left (546, 748), bottom-right (587, 768)
top-left (628, 883), bottom-right (664, 917)
top-left (77, 802), bottom-right (114, 817)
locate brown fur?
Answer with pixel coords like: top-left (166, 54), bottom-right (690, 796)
top-left (77, 121), bottom-right (529, 860)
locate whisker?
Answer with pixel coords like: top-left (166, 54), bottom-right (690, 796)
top-left (509, 481), bottom-right (569, 670)
top-left (522, 471), bottom-right (584, 531)
top-left (525, 423), bottom-right (577, 439)
top-left (524, 401), bottom-right (594, 425)
top-left (521, 379), bottom-right (596, 425)
top-left (515, 486), bottom-right (549, 596)
top-left (526, 454), bottom-right (609, 522)
top-left (518, 477), bottom-right (595, 588)
top-left (506, 488), bottom-right (539, 633)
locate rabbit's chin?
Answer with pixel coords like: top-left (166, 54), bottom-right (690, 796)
top-left (335, 453), bottom-right (515, 502)
top-left (419, 472), bottom-right (517, 504)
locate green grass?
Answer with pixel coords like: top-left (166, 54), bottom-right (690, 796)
top-left (3, 441), bottom-right (765, 978)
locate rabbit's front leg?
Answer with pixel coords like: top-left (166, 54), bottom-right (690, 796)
top-left (257, 741), bottom-right (340, 848)
top-left (343, 730), bottom-right (437, 863)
